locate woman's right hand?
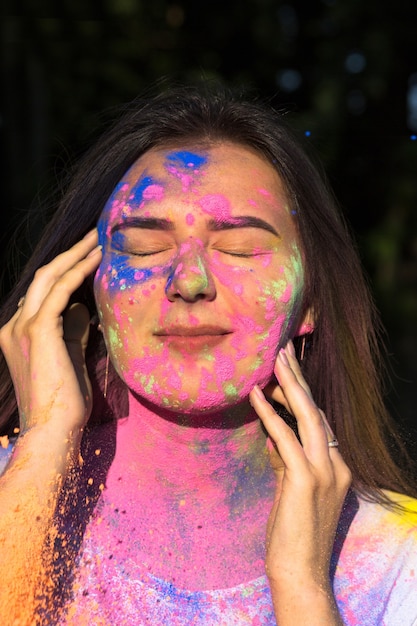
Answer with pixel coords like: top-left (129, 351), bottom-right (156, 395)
top-left (0, 230), bottom-right (102, 440)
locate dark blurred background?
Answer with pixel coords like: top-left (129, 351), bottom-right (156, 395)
top-left (1, 0), bottom-right (416, 463)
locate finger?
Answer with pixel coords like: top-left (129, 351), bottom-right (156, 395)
top-left (285, 340), bottom-right (313, 398)
top-left (263, 339), bottom-right (313, 408)
top-left (318, 409), bottom-right (337, 445)
top-left (263, 380), bottom-right (288, 407)
top-left (281, 344), bottom-right (340, 455)
top-left (274, 347), bottom-right (331, 461)
top-left (249, 385), bottom-right (307, 471)
top-left (18, 230), bottom-right (99, 318)
top-left (17, 247), bottom-right (102, 332)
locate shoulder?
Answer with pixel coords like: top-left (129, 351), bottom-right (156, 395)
top-left (355, 490), bottom-right (417, 534)
top-left (339, 489), bottom-right (417, 558)
top-left (334, 490), bottom-right (417, 625)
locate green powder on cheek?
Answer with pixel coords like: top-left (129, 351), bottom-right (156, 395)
top-left (222, 382), bottom-right (238, 399)
top-left (269, 279), bottom-right (286, 300)
top-left (108, 326), bottom-right (123, 351)
top-left (287, 244), bottom-right (304, 287)
top-left (248, 356), bottom-right (264, 372)
top-left (136, 373), bottom-right (156, 394)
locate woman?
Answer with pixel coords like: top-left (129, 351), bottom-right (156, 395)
top-left (0, 85), bottom-right (416, 625)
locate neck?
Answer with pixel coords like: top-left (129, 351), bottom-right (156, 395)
top-left (113, 392), bottom-right (270, 487)
top-left (82, 392), bottom-right (276, 590)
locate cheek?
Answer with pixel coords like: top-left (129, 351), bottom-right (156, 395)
top-left (94, 247), bottom-right (171, 304)
top-left (94, 271), bottom-right (135, 370)
top-left (94, 291), bottom-right (127, 371)
top-left (227, 262), bottom-right (304, 356)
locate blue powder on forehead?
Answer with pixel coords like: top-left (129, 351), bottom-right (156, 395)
top-left (130, 175), bottom-right (156, 205)
top-left (166, 151), bottom-right (207, 169)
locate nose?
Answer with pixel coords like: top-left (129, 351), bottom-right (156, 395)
top-left (165, 241), bottom-right (216, 303)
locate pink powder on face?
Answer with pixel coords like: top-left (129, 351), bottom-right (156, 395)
top-left (166, 165), bottom-right (193, 192)
top-left (178, 242), bottom-right (192, 254)
top-left (174, 263), bottom-right (184, 276)
top-left (280, 283), bottom-right (293, 304)
top-left (211, 350), bottom-right (236, 380)
top-left (232, 314), bottom-right (264, 335)
top-left (100, 273), bottom-right (109, 290)
top-left (230, 334), bottom-right (248, 360)
top-left (113, 304), bottom-right (123, 324)
top-left (142, 184), bottom-right (164, 201)
top-left (233, 284), bottom-right (243, 296)
top-left (199, 194), bottom-right (231, 219)
top-left (257, 188), bottom-right (272, 198)
top-left (167, 371), bottom-right (182, 390)
top-left (185, 213), bottom-right (195, 225)
top-left (264, 296), bottom-right (277, 318)
top-left (108, 184), bottom-right (130, 225)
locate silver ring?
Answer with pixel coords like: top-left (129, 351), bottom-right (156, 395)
top-left (328, 438), bottom-right (339, 448)
top-left (17, 297), bottom-right (26, 308)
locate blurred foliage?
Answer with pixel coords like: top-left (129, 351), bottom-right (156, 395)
top-left (1, 0), bottom-right (416, 453)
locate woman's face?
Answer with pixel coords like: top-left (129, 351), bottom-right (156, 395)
top-left (94, 143), bottom-right (306, 414)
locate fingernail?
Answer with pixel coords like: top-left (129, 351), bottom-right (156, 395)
top-left (87, 244), bottom-right (103, 258)
top-left (278, 348), bottom-right (289, 366)
top-left (252, 384), bottom-right (265, 401)
top-left (286, 340), bottom-right (296, 357)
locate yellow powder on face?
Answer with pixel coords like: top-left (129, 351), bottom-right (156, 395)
top-left (0, 435), bottom-right (9, 449)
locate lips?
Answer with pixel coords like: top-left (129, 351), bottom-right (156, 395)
top-left (154, 325), bottom-right (232, 337)
top-left (154, 325), bottom-right (232, 350)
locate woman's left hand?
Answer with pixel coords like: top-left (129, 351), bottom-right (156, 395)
top-left (249, 340), bottom-right (351, 624)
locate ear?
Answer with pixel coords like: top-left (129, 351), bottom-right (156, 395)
top-left (295, 307), bottom-right (315, 337)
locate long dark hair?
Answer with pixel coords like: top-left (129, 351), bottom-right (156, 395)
top-left (0, 83), bottom-right (415, 503)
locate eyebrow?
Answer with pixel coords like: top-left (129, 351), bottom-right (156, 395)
top-left (111, 217), bottom-right (175, 234)
top-left (207, 216), bottom-right (279, 237)
top-left (111, 215), bottom-right (279, 237)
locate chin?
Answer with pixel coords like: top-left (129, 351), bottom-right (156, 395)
top-left (124, 363), bottom-right (275, 417)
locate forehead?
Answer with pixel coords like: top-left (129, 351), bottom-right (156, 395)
top-left (101, 142), bottom-right (291, 224)
top-left (125, 144), bottom-right (280, 183)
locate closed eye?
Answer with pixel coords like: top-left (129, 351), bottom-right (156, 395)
top-left (211, 229), bottom-right (279, 259)
top-left (216, 249), bottom-right (269, 258)
top-left (110, 228), bottom-right (173, 258)
top-left (122, 247), bottom-right (172, 257)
